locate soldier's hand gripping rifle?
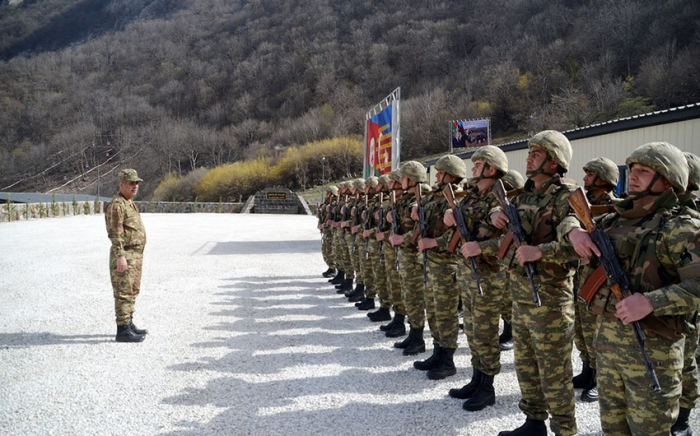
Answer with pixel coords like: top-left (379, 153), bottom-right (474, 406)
top-left (493, 180), bottom-right (541, 307)
top-left (378, 192), bottom-right (385, 264)
top-left (416, 184), bottom-right (429, 286)
top-left (443, 184), bottom-right (483, 296)
top-left (568, 187), bottom-right (662, 393)
top-left (390, 190), bottom-right (400, 272)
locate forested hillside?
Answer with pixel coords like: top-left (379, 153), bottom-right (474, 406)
top-left (1, 0), bottom-right (699, 198)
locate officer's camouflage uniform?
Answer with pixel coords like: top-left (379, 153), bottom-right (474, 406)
top-left (106, 188), bottom-right (147, 326)
top-left (492, 131), bottom-right (581, 436)
top-left (590, 143), bottom-right (700, 436)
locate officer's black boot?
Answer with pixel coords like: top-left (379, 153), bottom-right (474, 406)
top-left (427, 347), bottom-right (457, 380)
top-left (367, 306), bottom-right (390, 320)
top-left (116, 324), bottom-right (145, 343)
top-left (580, 370), bottom-right (598, 402)
top-left (130, 322), bottom-right (148, 335)
top-left (329, 270), bottom-right (344, 284)
top-left (462, 373), bottom-right (496, 411)
top-left (497, 418), bottom-right (547, 436)
top-left (572, 360), bottom-right (593, 389)
top-left (414, 344), bottom-right (443, 370)
top-left (401, 328), bottom-right (426, 355)
top-left (357, 297), bottom-right (375, 310)
top-left (322, 267), bottom-right (336, 278)
top-left (384, 314), bottom-right (406, 337)
top-left (336, 279), bottom-right (353, 293)
top-left (671, 407), bottom-right (694, 436)
top-left (499, 320), bottom-right (514, 351)
top-left (449, 368), bottom-right (483, 399)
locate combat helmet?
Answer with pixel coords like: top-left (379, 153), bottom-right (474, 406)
top-left (326, 185), bottom-right (339, 196)
top-left (502, 170), bottom-right (525, 191)
top-left (435, 155), bottom-right (467, 179)
top-left (400, 161), bottom-right (428, 183)
top-left (625, 142), bottom-right (688, 194)
top-left (685, 153), bottom-right (700, 191)
top-left (389, 170), bottom-right (402, 182)
top-left (365, 176), bottom-right (380, 189)
top-left (583, 157), bottom-right (619, 188)
top-left (528, 130), bottom-right (572, 173)
top-left (352, 178), bottom-right (366, 192)
top-left (378, 174), bottom-right (391, 188)
top-left (471, 145), bottom-right (508, 175)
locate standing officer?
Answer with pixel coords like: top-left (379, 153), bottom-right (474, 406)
top-left (569, 142), bottom-right (700, 436)
top-left (320, 185), bottom-right (338, 278)
top-left (491, 130), bottom-right (581, 436)
top-left (572, 157), bottom-right (621, 403)
top-left (390, 161), bottom-right (429, 356)
top-left (445, 146), bottom-right (509, 410)
top-left (105, 169), bottom-right (148, 343)
top-left (413, 155), bottom-right (466, 380)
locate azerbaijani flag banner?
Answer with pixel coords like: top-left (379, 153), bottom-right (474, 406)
top-left (364, 88), bottom-right (400, 177)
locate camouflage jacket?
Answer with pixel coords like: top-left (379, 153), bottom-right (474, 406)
top-left (422, 182), bottom-right (459, 253)
top-left (457, 182), bottom-right (503, 272)
top-left (592, 190), bottom-right (700, 320)
top-left (395, 190), bottom-right (418, 249)
top-left (105, 194), bottom-right (146, 257)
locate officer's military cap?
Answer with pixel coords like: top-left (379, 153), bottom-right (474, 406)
top-left (118, 169), bottom-right (143, 182)
top-left (399, 161), bottom-right (428, 183)
top-left (528, 130), bottom-right (572, 172)
top-left (471, 145), bottom-right (508, 174)
top-left (626, 142), bottom-right (688, 193)
top-left (583, 157), bottom-right (619, 188)
top-left (685, 152), bottom-right (700, 191)
top-left (435, 155), bottom-right (467, 179)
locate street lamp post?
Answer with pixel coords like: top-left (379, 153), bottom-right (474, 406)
top-left (321, 156), bottom-right (326, 186)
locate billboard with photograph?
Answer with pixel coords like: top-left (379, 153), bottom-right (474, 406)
top-left (364, 88), bottom-right (401, 177)
top-left (451, 118), bottom-right (490, 151)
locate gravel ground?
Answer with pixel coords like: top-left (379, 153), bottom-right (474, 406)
top-left (0, 213), bottom-right (697, 436)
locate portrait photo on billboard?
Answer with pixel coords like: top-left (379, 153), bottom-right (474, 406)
top-left (451, 119), bottom-right (490, 151)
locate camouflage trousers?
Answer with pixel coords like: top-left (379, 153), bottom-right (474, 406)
top-left (336, 230), bottom-right (354, 280)
top-left (680, 311), bottom-right (699, 409)
top-left (573, 299), bottom-right (598, 368)
top-left (110, 251), bottom-right (143, 326)
top-left (512, 277), bottom-right (576, 436)
top-left (367, 238), bottom-right (388, 306)
top-left (427, 252), bottom-right (459, 349)
top-left (321, 229), bottom-right (335, 269)
top-left (597, 312), bottom-right (684, 436)
top-left (382, 241), bottom-right (405, 315)
top-left (353, 234), bottom-right (367, 285)
top-left (346, 232), bottom-right (360, 282)
top-left (331, 229), bottom-right (346, 272)
top-left (460, 262), bottom-right (507, 376)
top-left (364, 237), bottom-right (381, 299)
top-left (398, 247), bottom-right (425, 330)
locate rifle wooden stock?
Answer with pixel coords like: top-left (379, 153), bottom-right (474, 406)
top-left (590, 203), bottom-right (617, 216)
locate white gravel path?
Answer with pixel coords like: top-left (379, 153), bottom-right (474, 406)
top-left (0, 214), bottom-right (697, 436)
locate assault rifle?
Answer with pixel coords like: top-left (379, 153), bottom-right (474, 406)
top-left (364, 194), bottom-right (371, 260)
top-left (341, 195), bottom-right (349, 240)
top-left (493, 180), bottom-right (541, 307)
top-left (352, 193), bottom-right (361, 253)
top-left (443, 184), bottom-right (483, 296)
top-left (568, 187), bottom-right (662, 393)
top-left (415, 184), bottom-right (429, 286)
top-left (390, 190), bottom-right (401, 272)
top-left (378, 193), bottom-right (385, 264)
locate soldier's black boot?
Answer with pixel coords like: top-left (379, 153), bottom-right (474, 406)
top-left (497, 418), bottom-right (547, 436)
top-left (380, 314), bottom-right (399, 331)
top-left (367, 306), bottom-right (390, 321)
top-left (322, 267), bottom-right (336, 278)
top-left (329, 270), bottom-right (344, 284)
top-left (449, 368), bottom-right (483, 399)
top-left (357, 297), bottom-right (375, 310)
top-left (384, 314), bottom-right (406, 337)
top-left (427, 347), bottom-right (457, 380)
top-left (414, 344), bottom-right (443, 370)
top-left (499, 320), bottom-right (514, 351)
top-left (572, 360), bottom-right (593, 389)
top-left (346, 284), bottom-right (364, 299)
top-left (336, 279), bottom-right (353, 293)
top-left (394, 327), bottom-right (418, 348)
top-left (671, 407), bottom-right (694, 436)
top-left (116, 325), bottom-right (145, 343)
top-left (462, 374), bottom-right (495, 411)
top-left (580, 370), bottom-right (598, 402)
top-left (401, 328), bottom-right (426, 355)
top-left (130, 322), bottom-right (148, 335)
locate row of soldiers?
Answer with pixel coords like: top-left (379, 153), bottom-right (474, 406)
top-left (316, 130), bottom-right (700, 436)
